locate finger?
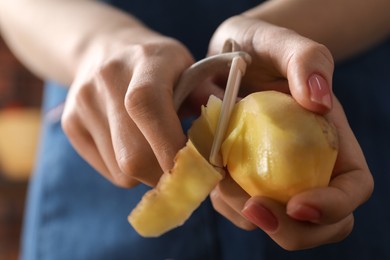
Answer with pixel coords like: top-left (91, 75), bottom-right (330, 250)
top-left (62, 111), bottom-right (110, 177)
top-left (126, 59), bottom-right (188, 172)
top-left (81, 112), bottom-right (138, 188)
top-left (249, 22), bottom-right (334, 114)
top-left (287, 98), bottom-right (373, 224)
top-left (242, 196), bottom-right (354, 250)
top-left (286, 39), bottom-right (335, 114)
top-left (210, 188), bottom-right (256, 231)
top-left (96, 62), bottom-right (164, 187)
top-left (286, 177), bottom-right (367, 225)
top-left (210, 175), bottom-right (256, 230)
top-left (327, 97), bottom-right (372, 178)
top-left (64, 81), bottom-right (141, 188)
top-left (62, 106), bottom-right (140, 188)
top-left (107, 102), bottom-right (163, 187)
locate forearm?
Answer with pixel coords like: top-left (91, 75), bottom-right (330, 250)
top-left (244, 0), bottom-right (390, 60)
top-left (0, 0), bottom-right (157, 85)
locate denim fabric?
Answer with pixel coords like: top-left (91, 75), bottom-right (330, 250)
top-left (21, 0), bottom-right (390, 259)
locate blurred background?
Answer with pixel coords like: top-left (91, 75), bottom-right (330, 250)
top-left (0, 36), bottom-right (43, 260)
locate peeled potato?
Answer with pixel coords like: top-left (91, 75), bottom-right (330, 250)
top-left (128, 91), bottom-right (338, 236)
top-left (221, 91), bottom-right (338, 203)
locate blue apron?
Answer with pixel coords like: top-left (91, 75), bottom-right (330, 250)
top-left (21, 1), bottom-right (390, 259)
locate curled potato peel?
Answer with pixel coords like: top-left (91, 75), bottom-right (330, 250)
top-left (128, 91), bottom-right (338, 237)
top-left (128, 140), bottom-right (222, 237)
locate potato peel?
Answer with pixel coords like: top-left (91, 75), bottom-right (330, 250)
top-left (128, 140), bottom-right (223, 237)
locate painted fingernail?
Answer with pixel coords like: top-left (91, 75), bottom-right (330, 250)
top-left (287, 204), bottom-right (321, 223)
top-left (241, 200), bottom-right (278, 232)
top-left (308, 73), bottom-right (332, 110)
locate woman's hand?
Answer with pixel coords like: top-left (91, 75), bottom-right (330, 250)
top-left (207, 15), bottom-right (373, 250)
top-left (0, 1), bottom-right (199, 189)
top-left (211, 97), bottom-right (373, 250)
top-left (62, 29), bottom-right (194, 188)
top-left (208, 16), bottom-right (334, 114)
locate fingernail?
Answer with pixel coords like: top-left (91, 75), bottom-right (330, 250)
top-left (287, 204), bottom-right (321, 223)
top-left (308, 73), bottom-right (332, 110)
top-left (241, 200), bottom-right (278, 232)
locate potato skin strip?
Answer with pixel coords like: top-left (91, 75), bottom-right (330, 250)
top-left (128, 140), bottom-right (223, 237)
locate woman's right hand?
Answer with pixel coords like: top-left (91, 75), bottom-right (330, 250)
top-left (62, 28), bottom-right (195, 188)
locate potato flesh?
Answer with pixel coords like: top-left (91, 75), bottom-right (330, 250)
top-left (188, 95), bottom-right (222, 159)
top-left (221, 91), bottom-right (338, 203)
top-left (128, 140), bottom-right (222, 237)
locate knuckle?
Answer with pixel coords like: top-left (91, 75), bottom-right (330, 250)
top-left (61, 108), bottom-right (79, 138)
top-left (90, 54), bottom-right (131, 97)
top-left (116, 150), bottom-right (143, 177)
top-left (125, 83), bottom-right (159, 118)
top-left (62, 82), bottom-right (97, 138)
top-left (111, 149), bottom-right (151, 188)
top-left (115, 147), bottom-right (162, 187)
top-left (70, 81), bottom-right (97, 111)
top-left (116, 146), bottom-right (155, 180)
top-left (96, 57), bottom-right (127, 82)
top-left (277, 237), bottom-right (313, 251)
top-left (364, 173), bottom-right (375, 203)
top-left (95, 58), bottom-right (130, 97)
top-left (132, 40), bottom-right (184, 59)
top-left (236, 219), bottom-right (257, 231)
top-left (132, 42), bottom-right (160, 58)
top-left (278, 215), bottom-right (355, 251)
top-left (277, 242), bottom-right (299, 252)
top-left (291, 40), bottom-right (334, 70)
top-left (315, 44), bottom-right (334, 67)
top-left (306, 43), bottom-right (334, 67)
top-left (210, 189), bottom-right (225, 213)
top-left (111, 173), bottom-right (140, 189)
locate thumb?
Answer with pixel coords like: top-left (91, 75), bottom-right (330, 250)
top-left (286, 42), bottom-right (334, 115)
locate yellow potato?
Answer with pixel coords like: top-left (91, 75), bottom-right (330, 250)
top-left (221, 91), bottom-right (338, 203)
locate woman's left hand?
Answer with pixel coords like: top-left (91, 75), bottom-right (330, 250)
top-left (206, 15), bottom-right (373, 250)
